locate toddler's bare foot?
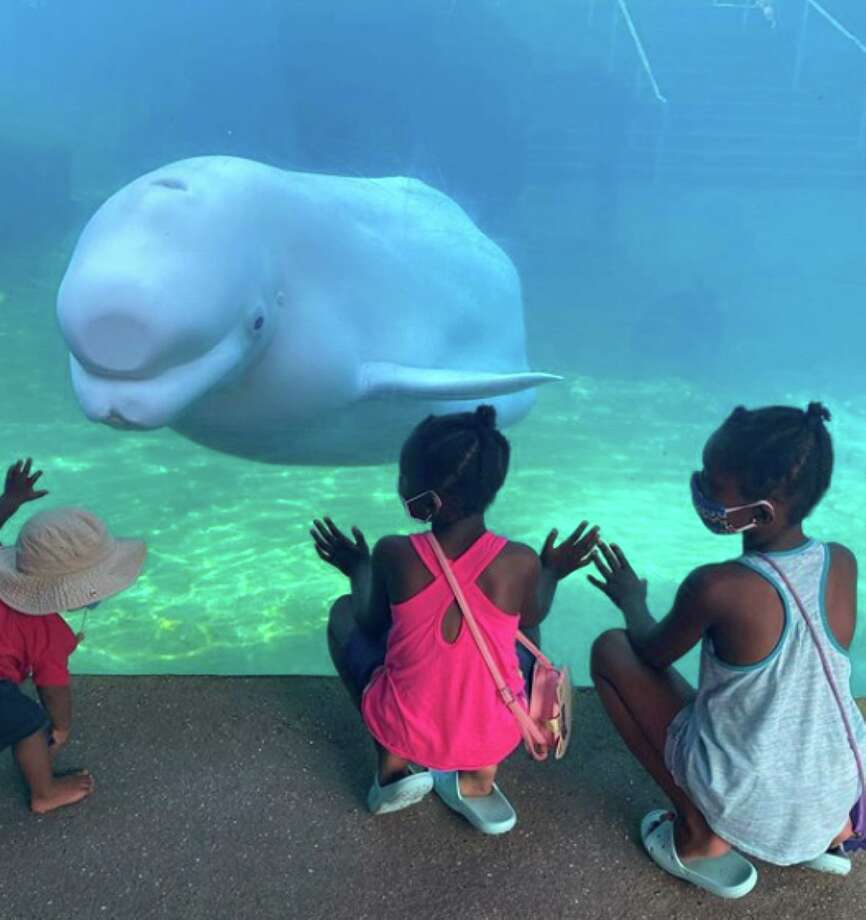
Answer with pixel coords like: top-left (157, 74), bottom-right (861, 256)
top-left (31, 771), bottom-right (94, 814)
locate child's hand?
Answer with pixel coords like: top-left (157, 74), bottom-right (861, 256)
top-left (49, 727), bottom-right (70, 753)
top-left (587, 541), bottom-right (648, 616)
top-left (311, 517), bottom-right (370, 577)
top-left (3, 458), bottom-right (48, 511)
top-left (540, 522), bottom-right (600, 580)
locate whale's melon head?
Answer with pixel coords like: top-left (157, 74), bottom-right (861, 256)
top-left (57, 177), bottom-right (273, 429)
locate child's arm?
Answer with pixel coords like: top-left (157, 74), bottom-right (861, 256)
top-left (31, 617), bottom-right (77, 750)
top-left (353, 540), bottom-right (392, 637)
top-left (311, 517), bottom-right (392, 637)
top-left (521, 522), bottom-right (600, 628)
top-left (588, 541), bottom-right (719, 668)
top-left (0, 458), bottom-right (49, 533)
top-left (36, 685), bottom-right (72, 748)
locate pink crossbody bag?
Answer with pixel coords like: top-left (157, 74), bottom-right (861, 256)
top-left (758, 553), bottom-right (866, 849)
top-left (427, 534), bottom-right (572, 762)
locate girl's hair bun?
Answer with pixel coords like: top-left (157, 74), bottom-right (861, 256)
top-left (473, 404), bottom-right (497, 430)
top-left (806, 402), bottom-right (831, 425)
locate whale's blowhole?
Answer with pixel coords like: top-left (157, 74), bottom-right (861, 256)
top-left (151, 177), bottom-right (188, 191)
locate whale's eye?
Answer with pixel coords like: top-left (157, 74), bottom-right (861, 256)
top-left (253, 315), bottom-right (265, 331)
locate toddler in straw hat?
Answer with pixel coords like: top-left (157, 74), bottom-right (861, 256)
top-left (0, 459), bottom-right (145, 813)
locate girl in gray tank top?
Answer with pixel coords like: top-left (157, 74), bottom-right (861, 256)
top-left (589, 402), bottom-right (865, 899)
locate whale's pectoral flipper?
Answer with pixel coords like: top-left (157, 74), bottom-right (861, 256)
top-left (359, 362), bottom-right (562, 401)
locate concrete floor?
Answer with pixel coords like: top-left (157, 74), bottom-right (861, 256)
top-left (0, 677), bottom-right (863, 920)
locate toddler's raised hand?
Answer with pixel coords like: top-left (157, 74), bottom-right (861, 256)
top-left (540, 521), bottom-right (600, 580)
top-left (3, 458), bottom-right (48, 511)
top-left (311, 517), bottom-right (370, 577)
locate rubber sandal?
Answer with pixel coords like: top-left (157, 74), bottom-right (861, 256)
top-left (800, 848), bottom-right (852, 876)
top-left (431, 770), bottom-right (517, 835)
top-left (641, 810), bottom-right (758, 899)
top-left (366, 771), bottom-right (434, 815)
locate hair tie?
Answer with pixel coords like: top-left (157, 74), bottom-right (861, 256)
top-left (473, 404), bottom-right (497, 431)
top-left (805, 402), bottom-right (831, 426)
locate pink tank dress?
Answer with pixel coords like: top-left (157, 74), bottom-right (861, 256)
top-left (361, 531), bottom-right (524, 771)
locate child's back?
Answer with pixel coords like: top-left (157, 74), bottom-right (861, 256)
top-left (363, 530), bottom-right (536, 771)
top-left (667, 538), bottom-right (865, 864)
top-left (316, 403), bottom-right (598, 830)
top-left (589, 401), bottom-right (865, 898)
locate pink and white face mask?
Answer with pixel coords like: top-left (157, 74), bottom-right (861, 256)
top-left (690, 472), bottom-right (774, 535)
top-left (401, 490), bottom-right (442, 523)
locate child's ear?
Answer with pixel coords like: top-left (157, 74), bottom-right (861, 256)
top-left (755, 503), bottom-right (775, 525)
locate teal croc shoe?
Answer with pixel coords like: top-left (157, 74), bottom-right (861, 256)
top-left (431, 770), bottom-right (517, 835)
top-left (367, 771), bottom-right (434, 815)
top-left (641, 810), bottom-right (758, 899)
top-left (800, 848), bottom-right (852, 876)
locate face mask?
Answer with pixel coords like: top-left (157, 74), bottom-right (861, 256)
top-left (402, 490), bottom-right (442, 523)
top-left (690, 472), bottom-right (774, 535)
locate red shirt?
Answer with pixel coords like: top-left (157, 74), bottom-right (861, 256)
top-left (0, 599), bottom-right (77, 686)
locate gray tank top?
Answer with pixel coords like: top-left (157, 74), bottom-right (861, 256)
top-left (665, 539), bottom-right (866, 865)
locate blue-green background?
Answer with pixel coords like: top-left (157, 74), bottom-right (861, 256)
top-left (1, 0), bottom-right (865, 689)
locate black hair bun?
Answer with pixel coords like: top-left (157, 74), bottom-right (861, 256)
top-left (806, 402), bottom-right (831, 424)
top-left (473, 404), bottom-right (497, 430)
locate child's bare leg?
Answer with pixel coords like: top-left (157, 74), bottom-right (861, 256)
top-left (459, 765), bottom-right (497, 797)
top-left (14, 729), bottom-right (93, 814)
top-left (591, 629), bottom-right (728, 862)
top-left (375, 744), bottom-right (411, 785)
top-left (327, 595), bottom-right (362, 710)
top-left (830, 818), bottom-right (853, 849)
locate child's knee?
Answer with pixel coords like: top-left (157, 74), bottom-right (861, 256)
top-left (327, 595), bottom-right (354, 638)
top-left (590, 628), bottom-right (630, 674)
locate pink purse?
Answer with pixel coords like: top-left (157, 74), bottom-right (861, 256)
top-left (427, 534), bottom-right (572, 762)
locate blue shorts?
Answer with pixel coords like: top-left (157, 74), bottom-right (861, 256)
top-left (342, 626), bottom-right (540, 696)
top-left (0, 680), bottom-right (48, 751)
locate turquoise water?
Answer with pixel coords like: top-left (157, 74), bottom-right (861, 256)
top-left (1, 1), bottom-right (866, 691)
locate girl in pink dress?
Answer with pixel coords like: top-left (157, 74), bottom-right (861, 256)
top-left (312, 405), bottom-right (598, 834)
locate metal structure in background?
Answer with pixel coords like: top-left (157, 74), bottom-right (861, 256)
top-left (793, 1), bottom-right (866, 151)
top-left (714, 0), bottom-right (777, 29)
top-left (529, 0), bottom-right (866, 187)
top-left (795, 1), bottom-right (866, 89)
top-left (610, 0), bottom-right (669, 182)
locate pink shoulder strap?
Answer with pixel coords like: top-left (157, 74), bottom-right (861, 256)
top-left (411, 531), bottom-right (505, 584)
top-left (426, 533), bottom-right (549, 756)
top-left (459, 532), bottom-right (509, 584)
top-left (408, 532), bottom-right (440, 575)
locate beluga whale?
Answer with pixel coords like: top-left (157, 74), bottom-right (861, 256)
top-left (57, 156), bottom-right (559, 465)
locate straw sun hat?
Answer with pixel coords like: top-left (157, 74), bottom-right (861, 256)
top-left (0, 507), bottom-right (146, 615)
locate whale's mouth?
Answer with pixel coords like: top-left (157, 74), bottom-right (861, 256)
top-left (105, 411), bottom-right (147, 431)
top-left (69, 333), bottom-right (246, 430)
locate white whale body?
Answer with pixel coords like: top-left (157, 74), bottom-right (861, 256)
top-left (57, 156), bottom-right (558, 464)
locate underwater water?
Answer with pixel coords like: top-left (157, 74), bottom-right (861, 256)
top-left (2, 0), bottom-right (866, 690)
